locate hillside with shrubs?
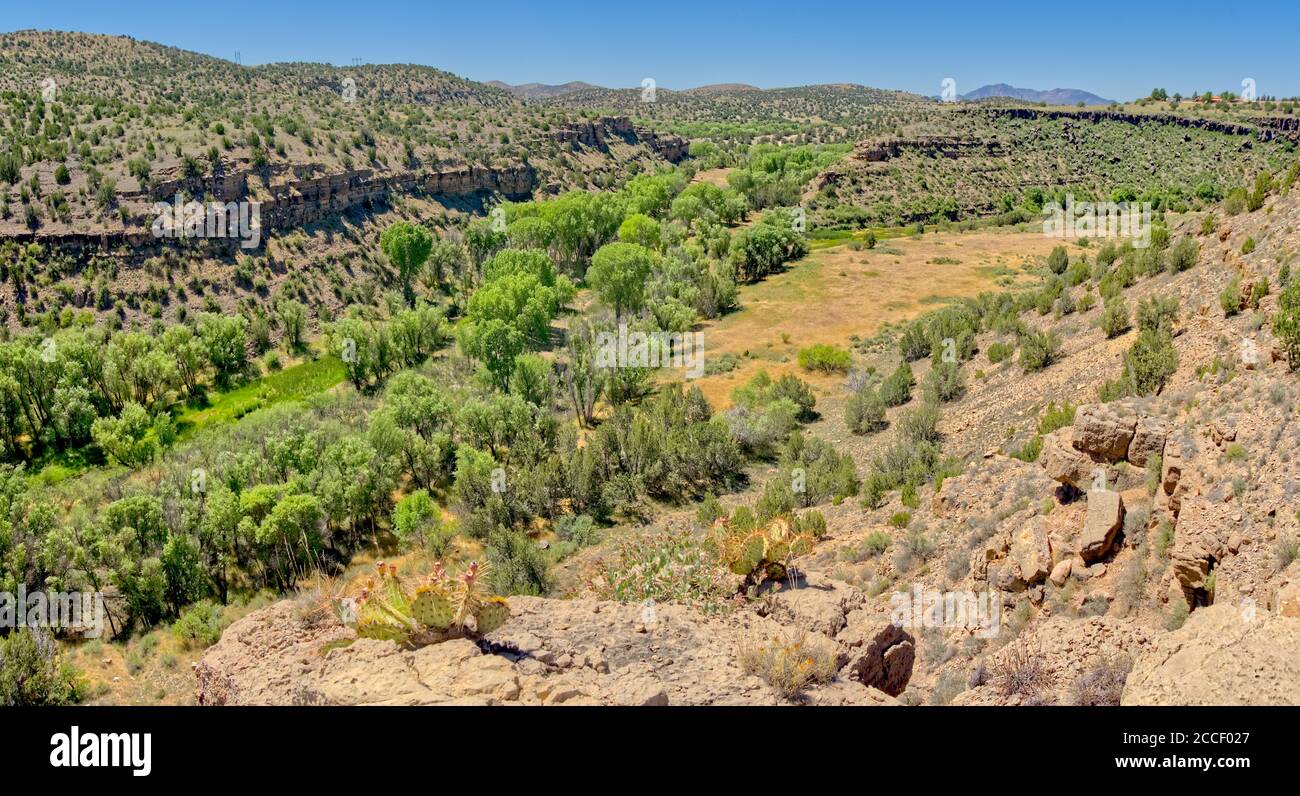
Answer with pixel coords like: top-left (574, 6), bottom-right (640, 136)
top-left (1, 31), bottom-right (1298, 707)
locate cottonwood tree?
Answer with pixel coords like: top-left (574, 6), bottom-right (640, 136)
top-left (380, 221), bottom-right (434, 306)
top-left (587, 242), bottom-right (653, 319)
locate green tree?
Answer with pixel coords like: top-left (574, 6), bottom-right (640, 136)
top-left (380, 221), bottom-right (434, 306)
top-left (90, 402), bottom-right (156, 467)
top-left (617, 213), bottom-right (662, 251)
top-left (276, 299), bottom-right (308, 352)
top-left (392, 489), bottom-right (446, 552)
top-left (197, 313), bottom-right (249, 388)
top-left (1273, 279), bottom-right (1300, 370)
top-left (587, 242), bottom-right (653, 319)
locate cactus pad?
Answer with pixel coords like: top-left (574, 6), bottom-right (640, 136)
top-left (474, 597), bottom-right (510, 634)
top-left (412, 586), bottom-right (454, 631)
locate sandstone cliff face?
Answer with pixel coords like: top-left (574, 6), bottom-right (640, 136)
top-left (8, 116), bottom-right (686, 262)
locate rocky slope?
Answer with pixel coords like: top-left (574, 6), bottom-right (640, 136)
top-left (197, 135), bottom-right (1300, 711)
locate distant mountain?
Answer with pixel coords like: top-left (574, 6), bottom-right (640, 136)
top-left (486, 80), bottom-right (599, 99)
top-left (961, 83), bottom-right (1116, 106)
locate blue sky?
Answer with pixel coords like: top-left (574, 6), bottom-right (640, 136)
top-left (4, 0), bottom-right (1298, 100)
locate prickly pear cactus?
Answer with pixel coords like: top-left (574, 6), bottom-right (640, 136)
top-left (474, 596), bottom-right (511, 634)
top-left (411, 585), bottom-right (454, 631)
top-left (347, 560), bottom-right (510, 645)
top-left (713, 516), bottom-right (817, 589)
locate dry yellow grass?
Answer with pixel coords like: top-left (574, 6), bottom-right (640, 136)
top-left (738, 630), bottom-right (840, 699)
top-left (686, 229), bottom-right (1065, 407)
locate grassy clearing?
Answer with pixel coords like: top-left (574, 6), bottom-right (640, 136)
top-left (31, 354), bottom-right (348, 486)
top-left (686, 228), bottom-right (1059, 407)
top-left (175, 355), bottom-right (347, 440)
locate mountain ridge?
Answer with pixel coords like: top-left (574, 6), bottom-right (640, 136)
top-left (962, 82), bottom-right (1117, 105)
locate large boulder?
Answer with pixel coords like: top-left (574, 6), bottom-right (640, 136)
top-left (1039, 429), bottom-right (1096, 489)
top-left (838, 612), bottom-right (916, 697)
top-left (1071, 405), bottom-right (1137, 462)
top-left (1079, 490), bottom-right (1124, 563)
top-left (1170, 497), bottom-right (1237, 605)
top-left (1122, 603), bottom-right (1300, 705)
top-left (1011, 517), bottom-right (1053, 584)
top-left (1127, 416), bottom-right (1168, 467)
top-left (758, 573), bottom-right (865, 637)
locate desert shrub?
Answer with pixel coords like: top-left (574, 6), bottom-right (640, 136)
top-left (1100, 296), bottom-right (1131, 338)
top-left (1047, 245), bottom-right (1069, 274)
top-left (929, 671), bottom-right (968, 705)
top-left (780, 433), bottom-right (859, 505)
top-left (898, 320), bottom-right (930, 361)
top-left (845, 388), bottom-right (887, 435)
top-left (737, 631), bottom-right (838, 699)
top-left (695, 494), bottom-right (726, 526)
top-left (0, 629), bottom-right (83, 706)
top-left (897, 401), bottom-right (941, 444)
top-left (1124, 329), bottom-right (1178, 395)
top-left (1067, 656), bottom-right (1133, 706)
top-left (1066, 260), bottom-right (1090, 287)
top-left (923, 305), bottom-right (980, 361)
top-left (1241, 237), bottom-right (1256, 254)
top-left (1136, 295), bottom-right (1179, 334)
top-left (755, 478), bottom-right (795, 523)
top-left (1249, 277), bottom-right (1269, 310)
top-left (888, 511), bottom-right (911, 529)
top-left (1220, 276), bottom-right (1242, 316)
top-left (879, 362), bottom-right (915, 407)
top-left (1276, 533), bottom-right (1299, 571)
top-left (392, 489), bottom-right (453, 553)
top-left (487, 528), bottom-right (553, 596)
top-left (993, 645), bottom-right (1053, 700)
top-left (797, 343), bottom-right (851, 373)
top-left (1274, 279), bottom-right (1300, 370)
top-left (556, 513), bottom-right (599, 547)
top-left (987, 340), bottom-right (1015, 364)
top-left (1018, 330), bottom-right (1061, 373)
top-left (1166, 237), bottom-right (1199, 272)
top-left (863, 530), bottom-right (891, 556)
top-left (731, 370), bottom-right (816, 420)
top-left (1037, 401), bottom-right (1076, 434)
top-left (1144, 454), bottom-right (1164, 495)
top-left (1010, 435), bottom-right (1044, 463)
top-left (796, 510), bottom-right (827, 539)
top-left (726, 400), bottom-right (801, 458)
top-left (597, 529), bottom-right (731, 613)
top-left (171, 600), bottom-right (228, 649)
top-left (901, 529), bottom-right (935, 561)
top-left (900, 482), bottom-right (920, 508)
top-left (923, 361), bottom-right (966, 403)
top-left (1224, 188), bottom-right (1247, 215)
